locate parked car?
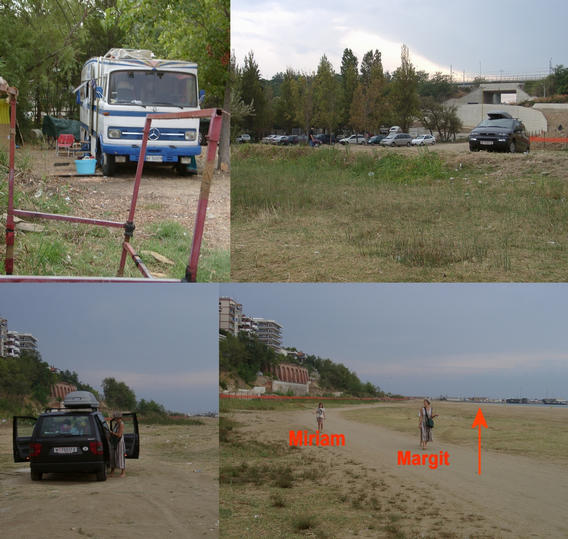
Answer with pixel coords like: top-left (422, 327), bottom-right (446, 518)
top-left (469, 111), bottom-right (530, 153)
top-left (368, 135), bottom-right (385, 145)
top-left (235, 133), bottom-right (251, 143)
top-left (13, 391), bottom-right (139, 482)
top-left (339, 134), bottom-right (367, 145)
top-left (261, 134), bottom-right (277, 144)
top-left (389, 126), bottom-right (402, 134)
top-left (270, 135), bottom-right (287, 145)
top-left (278, 135), bottom-right (299, 145)
top-left (411, 134), bottom-right (436, 146)
top-left (380, 133), bottom-right (412, 146)
top-left (315, 134), bottom-right (336, 145)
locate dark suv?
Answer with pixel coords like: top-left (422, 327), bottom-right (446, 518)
top-left (469, 111), bottom-right (530, 153)
top-left (13, 391), bottom-right (139, 482)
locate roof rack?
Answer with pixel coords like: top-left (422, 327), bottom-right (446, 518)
top-left (104, 48), bottom-right (154, 60)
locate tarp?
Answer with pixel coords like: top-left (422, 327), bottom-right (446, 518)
top-left (0, 101), bottom-right (9, 124)
top-left (42, 115), bottom-right (81, 140)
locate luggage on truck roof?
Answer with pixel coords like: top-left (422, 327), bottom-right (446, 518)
top-left (104, 49), bottom-right (155, 60)
top-left (63, 391), bottom-right (99, 409)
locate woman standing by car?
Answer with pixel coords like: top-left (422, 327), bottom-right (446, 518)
top-left (109, 412), bottom-right (126, 477)
top-left (419, 399), bottom-right (438, 450)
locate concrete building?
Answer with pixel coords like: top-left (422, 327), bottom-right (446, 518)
top-left (219, 297), bottom-right (243, 335)
top-left (0, 318), bottom-right (7, 357)
top-left (273, 363), bottom-right (309, 384)
top-left (51, 381), bottom-right (78, 401)
top-left (253, 318), bottom-right (282, 349)
top-left (239, 315), bottom-right (258, 335)
top-left (4, 331), bottom-right (39, 357)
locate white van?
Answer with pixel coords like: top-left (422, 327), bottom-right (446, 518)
top-left (76, 48), bottom-right (203, 175)
top-left (389, 126), bottom-right (402, 134)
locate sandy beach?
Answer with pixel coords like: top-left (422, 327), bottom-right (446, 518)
top-left (221, 403), bottom-right (568, 538)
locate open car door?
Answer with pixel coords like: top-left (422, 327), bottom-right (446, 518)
top-left (122, 413), bottom-right (139, 458)
top-left (13, 416), bottom-right (37, 462)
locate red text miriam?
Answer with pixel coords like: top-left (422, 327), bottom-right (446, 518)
top-left (397, 450), bottom-right (450, 470)
top-left (289, 430), bottom-right (345, 447)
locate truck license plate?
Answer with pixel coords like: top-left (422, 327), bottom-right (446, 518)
top-left (480, 141), bottom-right (493, 145)
top-left (54, 447), bottom-right (78, 454)
top-left (145, 155), bottom-right (163, 162)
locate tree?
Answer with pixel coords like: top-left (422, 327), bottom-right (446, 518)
top-left (420, 98), bottom-right (462, 142)
top-left (239, 51), bottom-right (267, 138)
top-left (349, 49), bottom-right (386, 133)
top-left (274, 68), bottom-right (298, 132)
top-left (102, 377), bottom-right (137, 410)
top-left (340, 49), bottom-right (358, 129)
top-left (418, 72), bottom-right (456, 102)
top-left (295, 72), bottom-right (314, 134)
top-left (313, 55), bottom-right (342, 135)
top-left (390, 45), bottom-right (420, 132)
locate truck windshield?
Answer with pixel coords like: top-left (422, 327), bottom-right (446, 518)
top-left (108, 70), bottom-right (197, 107)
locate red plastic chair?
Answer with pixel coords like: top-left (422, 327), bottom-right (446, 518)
top-left (56, 134), bottom-right (75, 156)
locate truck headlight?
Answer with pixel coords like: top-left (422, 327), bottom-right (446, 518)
top-left (185, 130), bottom-right (197, 141)
top-left (108, 128), bottom-right (121, 139)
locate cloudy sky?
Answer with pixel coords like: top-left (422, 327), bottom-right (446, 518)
top-left (220, 284), bottom-right (568, 400)
top-left (232, 0), bottom-right (568, 80)
top-left (1, 284), bottom-right (219, 414)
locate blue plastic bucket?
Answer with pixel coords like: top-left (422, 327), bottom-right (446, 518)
top-left (75, 158), bottom-right (96, 175)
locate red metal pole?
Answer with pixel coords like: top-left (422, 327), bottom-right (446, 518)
top-left (13, 209), bottom-right (125, 228)
top-left (4, 93), bottom-right (17, 274)
top-left (185, 108), bottom-right (223, 282)
top-left (117, 116), bottom-right (152, 276)
top-left (121, 241), bottom-right (153, 278)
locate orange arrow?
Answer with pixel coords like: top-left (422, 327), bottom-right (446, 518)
top-left (471, 408), bottom-right (488, 475)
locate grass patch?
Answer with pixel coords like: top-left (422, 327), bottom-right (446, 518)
top-left (293, 514), bottom-right (317, 531)
top-left (0, 179), bottom-right (228, 280)
top-left (232, 144), bottom-right (568, 281)
top-left (342, 400), bottom-right (568, 462)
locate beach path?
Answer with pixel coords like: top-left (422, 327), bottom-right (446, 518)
top-left (233, 405), bottom-right (568, 538)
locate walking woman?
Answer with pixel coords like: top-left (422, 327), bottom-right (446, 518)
top-left (316, 402), bottom-right (326, 432)
top-left (419, 399), bottom-right (438, 450)
top-left (109, 411), bottom-right (126, 477)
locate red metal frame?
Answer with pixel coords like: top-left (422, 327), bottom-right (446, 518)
top-left (2, 79), bottom-right (224, 282)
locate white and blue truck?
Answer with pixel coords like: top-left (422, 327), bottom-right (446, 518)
top-left (76, 48), bottom-right (203, 176)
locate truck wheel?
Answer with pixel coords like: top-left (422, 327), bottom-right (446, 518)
top-left (508, 141), bottom-right (516, 154)
top-left (98, 151), bottom-right (116, 176)
top-left (96, 467), bottom-right (107, 481)
top-left (31, 470), bottom-right (43, 481)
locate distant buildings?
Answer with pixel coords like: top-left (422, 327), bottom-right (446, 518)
top-left (0, 317), bottom-right (39, 358)
top-left (218, 297), bottom-right (242, 335)
top-left (252, 318), bottom-right (282, 349)
top-left (218, 298), bottom-right (283, 349)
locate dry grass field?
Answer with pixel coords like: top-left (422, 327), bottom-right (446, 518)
top-left (231, 144), bottom-right (568, 282)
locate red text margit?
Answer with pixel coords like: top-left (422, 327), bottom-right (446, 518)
top-left (289, 430), bottom-right (345, 446)
top-left (397, 450), bottom-right (450, 470)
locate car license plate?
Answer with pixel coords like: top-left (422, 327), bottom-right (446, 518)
top-left (145, 155), bottom-right (162, 162)
top-left (480, 141), bottom-right (493, 145)
top-left (54, 447), bottom-right (78, 454)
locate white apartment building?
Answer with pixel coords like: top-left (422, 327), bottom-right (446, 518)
top-left (252, 318), bottom-right (283, 349)
top-left (219, 297), bottom-right (243, 335)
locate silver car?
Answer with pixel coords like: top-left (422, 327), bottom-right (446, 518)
top-left (380, 133), bottom-right (412, 146)
top-left (411, 134), bottom-right (436, 146)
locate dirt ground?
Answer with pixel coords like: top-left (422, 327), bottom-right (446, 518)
top-left (0, 419), bottom-right (219, 538)
top-left (21, 146), bottom-right (229, 251)
top-left (227, 405), bottom-right (568, 538)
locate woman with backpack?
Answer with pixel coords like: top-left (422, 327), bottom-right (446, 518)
top-left (419, 399), bottom-right (438, 450)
